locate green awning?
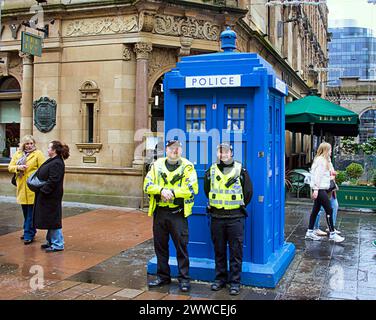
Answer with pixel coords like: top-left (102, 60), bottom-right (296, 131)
top-left (285, 95), bottom-right (359, 136)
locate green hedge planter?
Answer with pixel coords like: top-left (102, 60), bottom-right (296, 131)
top-left (337, 185), bottom-right (376, 209)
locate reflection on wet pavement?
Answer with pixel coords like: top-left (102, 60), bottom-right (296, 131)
top-left (0, 200), bottom-right (375, 300)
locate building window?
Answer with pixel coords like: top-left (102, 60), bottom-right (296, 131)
top-left (151, 76), bottom-right (164, 133)
top-left (79, 80), bottom-right (100, 143)
top-left (87, 103), bottom-right (94, 143)
top-left (76, 80), bottom-right (102, 159)
top-left (359, 109), bottom-right (376, 143)
top-left (226, 105), bottom-right (245, 132)
top-left (0, 76), bottom-right (21, 160)
top-left (0, 76), bottom-right (20, 92)
top-left (185, 105), bottom-right (206, 132)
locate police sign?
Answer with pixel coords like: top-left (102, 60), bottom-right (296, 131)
top-left (185, 75), bottom-right (241, 88)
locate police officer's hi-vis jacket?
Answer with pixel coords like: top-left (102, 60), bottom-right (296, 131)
top-left (143, 157), bottom-right (199, 217)
top-left (204, 160), bottom-right (253, 217)
top-left (208, 161), bottom-right (244, 210)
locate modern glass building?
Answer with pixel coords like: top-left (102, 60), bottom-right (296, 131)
top-left (328, 25), bottom-right (376, 85)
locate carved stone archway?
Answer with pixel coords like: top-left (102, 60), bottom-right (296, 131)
top-left (148, 64), bottom-right (176, 133)
top-left (147, 47), bottom-right (178, 133)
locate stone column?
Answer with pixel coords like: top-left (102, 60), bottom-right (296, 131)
top-left (132, 42), bottom-right (152, 168)
top-left (0, 52), bottom-right (10, 76)
top-left (19, 52), bottom-right (34, 138)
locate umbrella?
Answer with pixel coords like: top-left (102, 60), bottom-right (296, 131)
top-left (285, 95), bottom-right (359, 137)
top-left (285, 95), bottom-right (360, 163)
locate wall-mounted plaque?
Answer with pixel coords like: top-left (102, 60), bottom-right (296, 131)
top-left (83, 156), bottom-right (96, 163)
top-left (33, 97), bottom-right (57, 133)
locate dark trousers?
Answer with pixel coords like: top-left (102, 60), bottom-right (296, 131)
top-left (309, 189), bottom-right (334, 232)
top-left (153, 208), bottom-right (190, 283)
top-left (21, 204), bottom-right (36, 241)
top-left (210, 216), bottom-right (245, 286)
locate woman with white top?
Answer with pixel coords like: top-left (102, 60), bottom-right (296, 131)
top-left (313, 164), bottom-right (341, 236)
top-left (305, 142), bottom-right (344, 243)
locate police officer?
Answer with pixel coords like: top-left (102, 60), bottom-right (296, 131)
top-left (204, 143), bottom-right (253, 295)
top-left (144, 139), bottom-right (198, 292)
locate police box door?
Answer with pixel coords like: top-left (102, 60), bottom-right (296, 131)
top-left (176, 88), bottom-right (252, 259)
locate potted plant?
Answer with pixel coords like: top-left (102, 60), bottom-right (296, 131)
top-left (335, 170), bottom-right (347, 186)
top-left (336, 162), bottom-right (376, 210)
top-left (345, 163), bottom-right (364, 185)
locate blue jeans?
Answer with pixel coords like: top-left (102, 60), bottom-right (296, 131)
top-left (21, 204), bottom-right (36, 241)
top-left (314, 196), bottom-right (339, 230)
top-left (46, 229), bottom-right (64, 250)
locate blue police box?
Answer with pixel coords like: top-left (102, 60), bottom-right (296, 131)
top-left (147, 27), bottom-right (295, 288)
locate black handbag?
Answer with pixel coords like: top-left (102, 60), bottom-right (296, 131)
top-left (11, 173), bottom-right (17, 186)
top-left (327, 180), bottom-right (338, 193)
top-left (27, 170), bottom-right (46, 192)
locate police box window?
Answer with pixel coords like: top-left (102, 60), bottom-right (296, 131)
top-left (185, 105), bottom-right (206, 132)
top-left (226, 105), bottom-right (245, 132)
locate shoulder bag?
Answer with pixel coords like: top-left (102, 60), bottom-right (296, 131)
top-left (27, 170), bottom-right (46, 192)
top-left (11, 173), bottom-right (17, 187)
top-left (327, 180), bottom-right (338, 193)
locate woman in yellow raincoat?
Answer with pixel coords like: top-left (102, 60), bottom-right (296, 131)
top-left (8, 135), bottom-right (45, 244)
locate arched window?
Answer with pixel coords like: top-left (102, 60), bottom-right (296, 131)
top-left (359, 109), bottom-right (376, 143)
top-left (0, 76), bottom-right (21, 93)
top-left (0, 76), bottom-right (21, 159)
top-left (151, 76), bottom-right (164, 133)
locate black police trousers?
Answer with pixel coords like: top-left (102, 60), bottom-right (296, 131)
top-left (153, 207), bottom-right (190, 283)
top-left (210, 216), bottom-right (245, 285)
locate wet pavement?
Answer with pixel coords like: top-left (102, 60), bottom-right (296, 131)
top-left (0, 196), bottom-right (375, 300)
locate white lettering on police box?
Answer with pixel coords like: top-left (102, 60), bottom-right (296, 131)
top-left (185, 75), bottom-right (241, 88)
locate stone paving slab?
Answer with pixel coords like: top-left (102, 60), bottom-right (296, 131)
top-left (113, 288), bottom-right (144, 299)
top-left (0, 200), bottom-right (375, 300)
top-left (74, 285), bottom-right (124, 300)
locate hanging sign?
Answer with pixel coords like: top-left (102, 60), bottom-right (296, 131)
top-left (21, 32), bottom-right (43, 57)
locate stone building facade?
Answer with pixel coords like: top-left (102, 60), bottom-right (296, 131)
top-left (0, 0), bottom-right (328, 207)
top-left (326, 77), bottom-right (376, 143)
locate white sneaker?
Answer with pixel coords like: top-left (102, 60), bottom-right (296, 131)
top-left (305, 231), bottom-right (322, 241)
top-left (313, 229), bottom-right (327, 236)
top-left (326, 228), bottom-right (341, 234)
top-left (329, 233), bottom-right (345, 243)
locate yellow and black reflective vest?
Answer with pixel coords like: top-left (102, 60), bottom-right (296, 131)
top-left (143, 157), bottom-right (198, 217)
top-left (208, 161), bottom-right (244, 210)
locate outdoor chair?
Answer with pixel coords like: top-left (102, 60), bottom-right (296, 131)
top-left (289, 169), bottom-right (311, 199)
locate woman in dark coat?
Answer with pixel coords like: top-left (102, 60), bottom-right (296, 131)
top-left (33, 141), bottom-right (70, 252)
